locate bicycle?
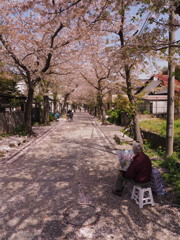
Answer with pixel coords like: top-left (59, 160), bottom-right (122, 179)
top-left (122, 121), bottom-right (134, 138)
top-left (122, 121), bottom-right (144, 142)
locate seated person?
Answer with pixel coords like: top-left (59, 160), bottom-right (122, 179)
top-left (112, 141), bottom-right (152, 196)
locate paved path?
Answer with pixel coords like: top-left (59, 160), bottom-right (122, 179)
top-left (0, 113), bottom-right (179, 240)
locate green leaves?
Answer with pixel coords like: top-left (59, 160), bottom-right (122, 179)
top-left (0, 72), bottom-right (20, 96)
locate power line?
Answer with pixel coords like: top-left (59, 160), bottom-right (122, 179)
top-left (139, 12), bottom-right (152, 35)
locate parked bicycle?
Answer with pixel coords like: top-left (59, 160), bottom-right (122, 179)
top-left (122, 121), bottom-right (144, 140)
top-left (122, 121), bottom-right (134, 138)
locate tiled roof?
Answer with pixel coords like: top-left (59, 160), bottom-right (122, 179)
top-left (154, 86), bottom-right (167, 95)
top-left (154, 74), bottom-right (180, 92)
top-left (143, 80), bottom-right (161, 94)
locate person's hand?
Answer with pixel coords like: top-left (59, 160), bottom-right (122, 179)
top-left (131, 154), bottom-right (137, 160)
top-left (118, 170), bottom-right (125, 175)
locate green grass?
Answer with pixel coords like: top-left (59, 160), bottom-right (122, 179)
top-left (144, 143), bottom-right (180, 205)
top-left (139, 118), bottom-right (180, 143)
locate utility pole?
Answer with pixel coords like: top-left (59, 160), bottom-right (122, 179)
top-left (166, 0), bottom-right (176, 157)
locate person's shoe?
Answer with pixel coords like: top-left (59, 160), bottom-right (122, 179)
top-left (112, 189), bottom-right (123, 196)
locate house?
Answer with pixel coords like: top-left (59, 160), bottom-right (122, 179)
top-left (0, 94), bottom-right (27, 112)
top-left (136, 74), bottom-right (180, 115)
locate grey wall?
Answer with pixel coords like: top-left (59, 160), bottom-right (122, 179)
top-left (0, 112), bottom-right (24, 134)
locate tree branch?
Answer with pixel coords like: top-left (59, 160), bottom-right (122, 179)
top-left (22, 52), bottom-right (35, 62)
top-left (42, 23), bottom-right (64, 73)
top-left (152, 18), bottom-right (180, 27)
top-left (0, 35), bottom-right (30, 79)
top-left (91, 2), bottom-right (108, 24)
top-left (47, 71), bottom-right (72, 75)
top-left (50, 23), bottom-right (64, 48)
top-left (56, 0), bottom-right (82, 14)
top-left (118, 30), bottom-right (124, 46)
top-left (80, 72), bottom-right (98, 90)
top-left (120, 71), bottom-right (126, 79)
top-left (42, 53), bottom-right (52, 73)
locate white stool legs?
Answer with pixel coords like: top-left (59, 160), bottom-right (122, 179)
top-left (131, 186), bottom-right (155, 209)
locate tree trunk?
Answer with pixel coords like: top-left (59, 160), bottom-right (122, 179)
top-left (101, 105), bottom-right (107, 125)
top-left (61, 93), bottom-right (70, 115)
top-left (43, 95), bottom-right (50, 125)
top-left (97, 89), bottom-right (105, 123)
top-left (97, 90), bottom-right (107, 125)
top-left (94, 106), bottom-right (97, 117)
top-left (96, 94), bottom-right (101, 119)
top-left (53, 93), bottom-right (58, 120)
top-left (125, 65), bottom-right (143, 145)
top-left (132, 110), bottom-right (143, 146)
top-left (118, 6), bottom-right (143, 145)
top-left (166, 2), bottom-right (175, 157)
top-left (24, 86), bottom-right (34, 135)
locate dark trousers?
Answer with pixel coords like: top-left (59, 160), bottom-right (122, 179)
top-left (115, 172), bottom-right (138, 191)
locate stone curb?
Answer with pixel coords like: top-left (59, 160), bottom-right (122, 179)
top-left (0, 119), bottom-right (64, 164)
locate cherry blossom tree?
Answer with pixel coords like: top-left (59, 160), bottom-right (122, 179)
top-left (71, 84), bottom-right (97, 111)
top-left (134, 0), bottom-right (180, 155)
top-left (0, 0), bottom-right (93, 135)
top-left (1, 0), bottom-right (178, 147)
top-left (89, 0), bottom-right (150, 144)
top-left (86, 0), bottom-right (177, 145)
top-left (79, 48), bottom-right (116, 124)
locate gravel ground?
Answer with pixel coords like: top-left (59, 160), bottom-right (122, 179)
top-left (0, 112), bottom-right (179, 240)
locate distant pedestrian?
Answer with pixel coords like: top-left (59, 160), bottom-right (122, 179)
top-left (69, 110), bottom-right (73, 122)
top-left (67, 110), bottom-right (71, 122)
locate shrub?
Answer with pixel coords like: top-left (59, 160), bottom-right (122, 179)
top-left (161, 152), bottom-right (180, 174)
top-left (106, 109), bottom-right (121, 125)
top-left (13, 124), bottom-right (26, 136)
top-left (143, 110), bottom-right (150, 114)
top-left (144, 143), bottom-right (180, 205)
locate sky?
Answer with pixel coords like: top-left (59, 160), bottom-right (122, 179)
top-left (105, 4), bottom-right (180, 80)
top-left (138, 14), bottom-right (180, 79)
top-left (139, 28), bottom-right (180, 79)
